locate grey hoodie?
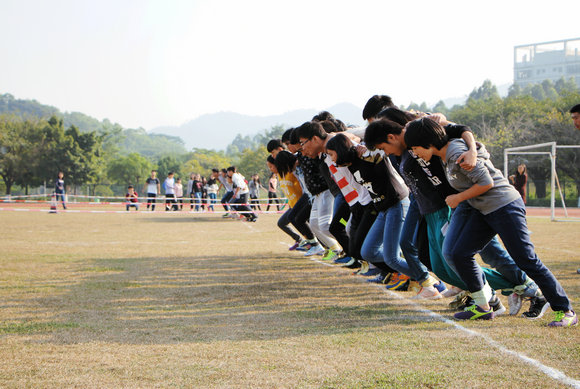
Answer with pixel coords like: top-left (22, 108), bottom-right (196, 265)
top-left (445, 139), bottom-right (520, 215)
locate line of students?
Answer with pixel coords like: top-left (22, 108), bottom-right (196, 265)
top-left (265, 97), bottom-right (577, 327)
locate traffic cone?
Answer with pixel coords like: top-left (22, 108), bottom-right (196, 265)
top-left (49, 193), bottom-right (57, 214)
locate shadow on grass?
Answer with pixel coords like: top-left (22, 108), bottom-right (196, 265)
top-left (14, 254), bottom-right (453, 345)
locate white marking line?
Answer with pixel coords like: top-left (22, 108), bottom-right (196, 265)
top-left (281, 247), bottom-right (580, 387)
top-left (377, 286), bottom-right (580, 389)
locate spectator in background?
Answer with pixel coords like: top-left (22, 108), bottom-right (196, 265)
top-left (175, 178), bottom-right (184, 210)
top-left (570, 104), bottom-right (580, 130)
top-left (201, 176), bottom-right (208, 211)
top-left (143, 170), bottom-right (160, 211)
top-left (164, 171), bottom-right (177, 211)
top-left (266, 171), bottom-right (281, 212)
top-left (125, 185), bottom-right (139, 211)
top-left (249, 174), bottom-right (263, 211)
top-left (205, 174), bottom-right (219, 212)
top-left (54, 171), bottom-right (67, 209)
top-left (509, 164), bottom-right (527, 204)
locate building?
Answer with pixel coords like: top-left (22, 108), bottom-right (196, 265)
top-left (514, 37), bottom-right (580, 87)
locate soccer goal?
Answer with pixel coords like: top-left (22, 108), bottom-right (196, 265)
top-left (504, 141), bottom-right (580, 222)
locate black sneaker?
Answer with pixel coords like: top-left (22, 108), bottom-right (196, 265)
top-left (522, 296), bottom-right (550, 319)
top-left (457, 297), bottom-right (476, 311)
top-left (345, 259), bottom-right (361, 269)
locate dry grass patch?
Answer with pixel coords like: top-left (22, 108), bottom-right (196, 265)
top-left (0, 211), bottom-right (578, 388)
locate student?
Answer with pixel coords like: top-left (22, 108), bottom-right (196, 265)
top-left (205, 174), bottom-right (219, 212)
top-left (217, 168), bottom-right (234, 217)
top-left (125, 185), bottom-right (139, 211)
top-left (365, 114), bottom-right (539, 309)
top-left (227, 166), bottom-right (257, 222)
top-left (163, 172), bottom-right (177, 211)
top-left (266, 172), bottom-right (281, 212)
top-left (362, 94), bottom-right (396, 123)
top-left (325, 133), bottom-right (419, 290)
top-left (570, 103), bottom-right (580, 131)
top-left (404, 117), bottom-right (576, 326)
top-left (509, 164), bottom-right (527, 204)
top-left (192, 174), bottom-right (203, 212)
top-left (295, 121), bottom-right (344, 259)
top-left (248, 174), bottom-right (263, 211)
top-left (54, 171), bottom-right (67, 209)
top-left (143, 170), bottom-right (160, 211)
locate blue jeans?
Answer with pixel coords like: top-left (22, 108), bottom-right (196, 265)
top-left (399, 195), bottom-right (430, 283)
top-left (360, 198), bottom-right (418, 278)
top-left (443, 202), bottom-right (529, 288)
top-left (444, 198), bottom-right (571, 312)
top-left (208, 193), bottom-right (216, 211)
top-left (193, 192), bottom-right (202, 211)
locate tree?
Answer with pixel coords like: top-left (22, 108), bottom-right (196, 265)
top-left (467, 79), bottom-right (500, 101)
top-left (106, 153), bottom-right (153, 187)
top-left (0, 116), bottom-right (37, 194)
top-left (236, 145), bottom-right (270, 184)
top-left (181, 148), bottom-right (231, 178)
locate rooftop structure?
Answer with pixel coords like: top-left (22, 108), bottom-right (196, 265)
top-left (514, 37), bottom-right (580, 87)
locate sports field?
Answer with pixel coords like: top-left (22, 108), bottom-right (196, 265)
top-left (0, 210), bottom-right (579, 388)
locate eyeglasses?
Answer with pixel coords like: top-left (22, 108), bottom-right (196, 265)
top-left (299, 138), bottom-right (311, 147)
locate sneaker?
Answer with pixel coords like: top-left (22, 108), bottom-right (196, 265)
top-left (367, 273), bottom-right (388, 284)
top-left (548, 311), bottom-right (578, 327)
top-left (457, 297), bottom-right (476, 311)
top-left (412, 285), bottom-right (443, 300)
top-left (359, 267), bottom-right (382, 277)
top-left (448, 291), bottom-right (471, 310)
top-left (222, 213), bottom-right (230, 218)
top-left (407, 280), bottom-right (421, 294)
top-left (304, 245), bottom-right (325, 257)
top-left (522, 296), bottom-right (550, 319)
top-left (334, 255), bottom-right (353, 265)
top-left (454, 305), bottom-right (494, 320)
top-left (322, 250), bottom-right (339, 261)
top-left (353, 261), bottom-right (369, 275)
top-left (508, 293), bottom-right (524, 316)
top-left (297, 240), bottom-right (314, 251)
top-left (289, 241), bottom-right (301, 251)
top-left (345, 259), bottom-right (361, 269)
top-left (442, 286), bottom-right (463, 298)
top-left (434, 281), bottom-right (447, 294)
top-left (385, 272), bottom-right (410, 291)
top-left (489, 295), bottom-right (506, 316)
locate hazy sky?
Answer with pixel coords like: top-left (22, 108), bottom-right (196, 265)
top-left (1, 0), bottom-right (578, 130)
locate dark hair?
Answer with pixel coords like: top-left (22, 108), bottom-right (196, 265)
top-left (274, 150), bottom-right (297, 177)
top-left (295, 121), bottom-right (327, 141)
top-left (128, 185), bottom-right (134, 189)
top-left (363, 119), bottom-right (404, 150)
top-left (515, 164), bottom-right (527, 176)
top-left (281, 128), bottom-right (294, 143)
top-left (168, 171), bottom-right (174, 176)
top-left (212, 168), bottom-right (219, 173)
top-left (320, 120), bottom-right (338, 134)
top-left (221, 168), bottom-right (227, 174)
top-left (376, 107), bottom-right (419, 126)
top-left (404, 118), bottom-right (448, 150)
top-left (267, 139), bottom-right (284, 152)
top-left (266, 155), bottom-right (276, 165)
top-left (325, 133), bottom-right (358, 166)
top-left (362, 95), bottom-right (395, 120)
top-left (312, 111), bottom-right (334, 121)
top-left (289, 128), bottom-right (300, 145)
top-left (226, 166), bottom-right (237, 173)
top-left (570, 104), bottom-right (580, 114)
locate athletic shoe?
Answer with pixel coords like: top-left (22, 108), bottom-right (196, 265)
top-left (297, 240), bottom-right (314, 251)
top-left (457, 297), bottom-right (476, 311)
top-left (454, 305), bottom-right (494, 320)
top-left (367, 273), bottom-right (388, 284)
top-left (334, 256), bottom-right (353, 265)
top-left (345, 260), bottom-right (361, 269)
top-left (385, 272), bottom-right (410, 291)
top-left (442, 286), bottom-right (463, 298)
top-left (489, 295), bottom-right (506, 316)
top-left (434, 281), bottom-right (447, 294)
top-left (353, 261), bottom-right (369, 275)
top-left (304, 245), bottom-right (325, 257)
top-left (412, 285), bottom-right (443, 300)
top-left (548, 310), bottom-right (578, 327)
top-left (522, 296), bottom-right (550, 319)
top-left (222, 213), bottom-right (230, 218)
top-left (508, 293), bottom-right (524, 316)
top-left (288, 241), bottom-right (301, 251)
top-left (407, 280), bottom-right (421, 294)
top-left (448, 291), bottom-right (471, 310)
top-left (359, 267), bottom-right (381, 277)
top-left (322, 250), bottom-right (339, 261)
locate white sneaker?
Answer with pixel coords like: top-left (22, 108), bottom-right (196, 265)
top-left (442, 286), bottom-right (463, 298)
top-left (411, 286), bottom-right (443, 300)
top-left (304, 245), bottom-right (325, 256)
top-left (508, 292), bottom-right (524, 316)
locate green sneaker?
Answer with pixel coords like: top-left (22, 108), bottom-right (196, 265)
top-left (322, 250), bottom-right (339, 261)
top-left (548, 310), bottom-right (578, 327)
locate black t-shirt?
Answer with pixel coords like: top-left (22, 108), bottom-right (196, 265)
top-left (348, 156), bottom-right (400, 212)
top-left (297, 153), bottom-right (328, 196)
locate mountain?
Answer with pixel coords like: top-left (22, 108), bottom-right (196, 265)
top-left (152, 102), bottom-right (365, 151)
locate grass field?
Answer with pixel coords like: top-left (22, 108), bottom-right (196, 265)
top-left (0, 210), bottom-right (579, 388)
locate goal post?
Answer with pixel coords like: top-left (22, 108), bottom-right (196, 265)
top-left (504, 141), bottom-right (580, 222)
